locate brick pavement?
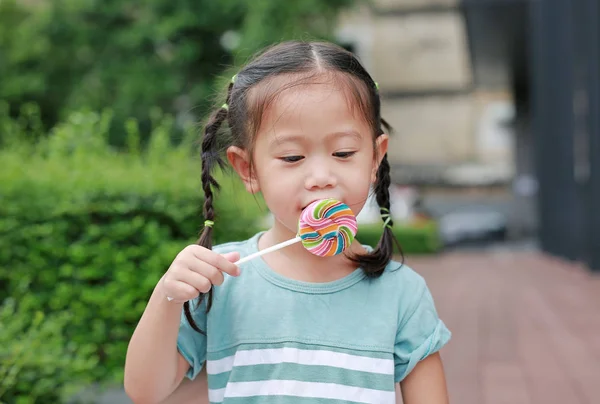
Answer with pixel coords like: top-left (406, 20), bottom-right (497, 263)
top-left (400, 251), bottom-right (600, 404)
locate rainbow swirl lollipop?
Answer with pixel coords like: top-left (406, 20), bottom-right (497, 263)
top-left (298, 199), bottom-right (358, 256)
top-left (234, 199), bottom-right (357, 266)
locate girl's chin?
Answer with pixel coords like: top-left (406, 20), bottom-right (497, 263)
top-left (270, 220), bottom-right (299, 236)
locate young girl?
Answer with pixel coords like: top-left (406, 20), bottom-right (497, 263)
top-left (125, 41), bottom-right (451, 404)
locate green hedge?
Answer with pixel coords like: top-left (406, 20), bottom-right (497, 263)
top-left (0, 110), bottom-right (263, 391)
top-left (0, 299), bottom-right (98, 404)
top-left (357, 220), bottom-right (441, 255)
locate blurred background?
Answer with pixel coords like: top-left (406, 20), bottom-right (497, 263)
top-left (1, 0), bottom-right (599, 403)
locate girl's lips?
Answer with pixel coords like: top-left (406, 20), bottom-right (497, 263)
top-left (301, 198), bottom-right (339, 211)
top-left (301, 199), bottom-right (320, 211)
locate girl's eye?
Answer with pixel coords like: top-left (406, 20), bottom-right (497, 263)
top-left (333, 151), bottom-right (356, 159)
top-left (281, 155), bottom-right (304, 163)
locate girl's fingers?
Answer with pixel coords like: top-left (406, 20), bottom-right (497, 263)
top-left (187, 258), bottom-right (226, 286)
top-left (179, 265), bottom-right (223, 291)
top-left (163, 245), bottom-right (241, 302)
top-left (186, 245), bottom-right (240, 277)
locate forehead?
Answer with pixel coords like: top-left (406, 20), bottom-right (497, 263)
top-left (249, 72), bottom-right (374, 141)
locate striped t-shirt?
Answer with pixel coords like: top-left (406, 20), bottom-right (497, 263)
top-left (177, 232), bottom-right (451, 404)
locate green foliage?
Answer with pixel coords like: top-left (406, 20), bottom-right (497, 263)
top-left (357, 221), bottom-right (442, 255)
top-left (0, 0), bottom-right (355, 145)
top-left (235, 0), bottom-right (357, 59)
top-left (0, 298), bottom-right (98, 404)
top-left (0, 101), bottom-right (45, 148)
top-left (0, 110), bottom-right (264, 387)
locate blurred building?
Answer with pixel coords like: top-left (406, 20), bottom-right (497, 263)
top-left (336, 0), bottom-right (600, 271)
top-left (337, 0), bottom-right (514, 187)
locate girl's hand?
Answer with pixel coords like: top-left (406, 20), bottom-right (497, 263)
top-left (160, 245), bottom-right (240, 303)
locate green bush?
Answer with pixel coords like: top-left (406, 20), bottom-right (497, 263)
top-left (0, 0), bottom-right (354, 145)
top-left (357, 220), bottom-right (441, 255)
top-left (0, 110), bottom-right (263, 386)
top-left (0, 298), bottom-right (97, 404)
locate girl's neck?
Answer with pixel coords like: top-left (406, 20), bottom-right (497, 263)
top-left (257, 224), bottom-right (366, 283)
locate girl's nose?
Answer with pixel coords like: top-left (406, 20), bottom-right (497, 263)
top-left (304, 161), bottom-right (337, 190)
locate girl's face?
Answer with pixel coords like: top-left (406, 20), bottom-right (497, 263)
top-left (228, 79), bottom-right (388, 238)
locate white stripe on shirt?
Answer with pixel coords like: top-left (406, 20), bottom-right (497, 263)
top-left (209, 380), bottom-right (395, 403)
top-left (207, 347), bottom-right (394, 375)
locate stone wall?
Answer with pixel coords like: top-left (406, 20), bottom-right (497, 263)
top-left (382, 95), bottom-right (475, 164)
top-left (371, 12), bottom-right (471, 92)
top-left (336, 1), bottom-right (515, 185)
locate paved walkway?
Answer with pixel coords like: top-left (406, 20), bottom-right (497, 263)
top-left (403, 251), bottom-right (600, 404)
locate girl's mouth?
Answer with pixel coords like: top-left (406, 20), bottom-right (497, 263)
top-left (301, 198), bottom-right (340, 211)
top-left (301, 199), bottom-right (319, 211)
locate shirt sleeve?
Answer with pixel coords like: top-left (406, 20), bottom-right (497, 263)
top-left (394, 278), bottom-right (451, 382)
top-left (176, 297), bottom-right (208, 380)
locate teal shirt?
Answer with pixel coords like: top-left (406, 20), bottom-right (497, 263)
top-left (177, 232), bottom-right (451, 404)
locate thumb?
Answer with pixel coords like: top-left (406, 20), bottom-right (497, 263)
top-left (221, 251), bottom-right (240, 263)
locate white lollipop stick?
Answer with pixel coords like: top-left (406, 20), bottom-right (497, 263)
top-left (235, 236), bottom-right (301, 265)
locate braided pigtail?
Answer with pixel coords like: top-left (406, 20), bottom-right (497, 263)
top-left (350, 150), bottom-right (403, 278)
top-left (183, 80), bottom-right (234, 334)
top-left (374, 152), bottom-right (403, 266)
top-left (349, 97), bottom-right (403, 276)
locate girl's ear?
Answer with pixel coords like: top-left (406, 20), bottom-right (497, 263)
top-left (372, 134), bottom-right (389, 183)
top-left (227, 146), bottom-right (260, 193)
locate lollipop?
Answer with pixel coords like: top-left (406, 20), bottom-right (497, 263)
top-left (298, 199), bottom-right (357, 256)
top-left (235, 198), bottom-right (357, 265)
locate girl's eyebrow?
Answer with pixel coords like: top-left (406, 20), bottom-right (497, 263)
top-left (269, 131), bottom-right (362, 149)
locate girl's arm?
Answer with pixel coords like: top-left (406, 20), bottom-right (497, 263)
top-left (125, 247), bottom-right (239, 403)
top-left (124, 281), bottom-right (190, 404)
top-left (159, 367), bottom-right (209, 404)
top-left (399, 352), bottom-right (449, 404)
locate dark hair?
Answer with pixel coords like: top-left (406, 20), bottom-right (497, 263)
top-left (184, 41), bottom-right (403, 333)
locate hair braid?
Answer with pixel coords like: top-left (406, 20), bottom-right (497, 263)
top-left (375, 155), bottom-right (392, 222)
top-left (349, 125), bottom-right (403, 276)
top-left (183, 82), bottom-right (234, 334)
